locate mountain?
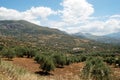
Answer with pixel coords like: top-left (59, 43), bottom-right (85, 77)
top-left (73, 32), bottom-right (120, 44)
top-left (0, 20), bottom-right (65, 36)
top-left (104, 32), bottom-right (120, 39)
top-left (0, 20), bottom-right (117, 54)
top-left (0, 20), bottom-right (94, 52)
top-left (73, 32), bottom-right (97, 39)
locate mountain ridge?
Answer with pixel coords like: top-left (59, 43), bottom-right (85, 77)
top-left (104, 32), bottom-right (120, 39)
top-left (73, 32), bottom-right (120, 44)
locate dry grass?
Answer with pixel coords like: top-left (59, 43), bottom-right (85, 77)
top-left (0, 73), bottom-right (9, 80)
top-left (0, 60), bottom-right (44, 80)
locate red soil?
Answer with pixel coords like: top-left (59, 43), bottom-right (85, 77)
top-left (11, 58), bottom-right (84, 79)
top-left (12, 58), bottom-right (40, 73)
top-left (9, 58), bottom-right (120, 80)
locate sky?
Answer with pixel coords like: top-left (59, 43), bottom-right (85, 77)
top-left (0, 0), bottom-right (120, 36)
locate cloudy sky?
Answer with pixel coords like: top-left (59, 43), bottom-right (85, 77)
top-left (0, 0), bottom-right (120, 36)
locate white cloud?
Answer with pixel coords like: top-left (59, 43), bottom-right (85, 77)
top-left (0, 7), bottom-right (22, 20)
top-left (48, 0), bottom-right (95, 33)
top-left (49, 0), bottom-right (120, 36)
top-left (105, 18), bottom-right (120, 32)
top-left (0, 6), bottom-right (56, 25)
top-left (110, 15), bottom-right (120, 19)
top-left (77, 18), bottom-right (120, 36)
top-left (50, 15), bottom-right (120, 36)
top-left (60, 0), bottom-right (94, 24)
top-left (25, 7), bottom-right (57, 20)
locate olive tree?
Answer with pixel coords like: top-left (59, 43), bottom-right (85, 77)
top-left (1, 48), bottom-right (15, 60)
top-left (40, 57), bottom-right (55, 74)
top-left (81, 57), bottom-right (112, 80)
top-left (35, 54), bottom-right (55, 74)
top-left (53, 54), bottom-right (66, 67)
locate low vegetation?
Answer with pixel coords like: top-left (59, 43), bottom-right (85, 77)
top-left (0, 44), bottom-right (120, 80)
top-left (0, 60), bottom-right (45, 80)
top-left (81, 57), bottom-right (112, 80)
top-left (1, 48), bottom-right (15, 60)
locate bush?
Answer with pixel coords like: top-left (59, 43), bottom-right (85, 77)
top-left (1, 48), bottom-right (15, 60)
top-left (66, 56), bottom-right (75, 65)
top-left (65, 55), bottom-right (87, 65)
top-left (80, 55), bottom-right (87, 62)
top-left (53, 54), bottom-right (66, 67)
top-left (25, 48), bottom-right (36, 58)
top-left (34, 54), bottom-right (40, 63)
top-left (15, 46), bottom-right (36, 58)
top-left (105, 57), bottom-right (115, 65)
top-left (35, 54), bottom-right (55, 73)
top-left (34, 54), bottom-right (46, 64)
top-left (14, 46), bottom-right (25, 57)
top-left (81, 57), bottom-right (111, 80)
top-left (114, 57), bottom-right (120, 67)
top-left (0, 44), bottom-right (4, 51)
top-left (40, 56), bottom-right (55, 73)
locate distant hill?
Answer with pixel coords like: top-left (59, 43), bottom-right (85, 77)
top-left (104, 32), bottom-right (120, 39)
top-left (73, 32), bottom-right (96, 39)
top-left (73, 32), bottom-right (120, 44)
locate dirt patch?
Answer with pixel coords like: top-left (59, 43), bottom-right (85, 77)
top-left (111, 66), bottom-right (120, 79)
top-left (9, 58), bottom-right (120, 80)
top-left (10, 58), bottom-right (84, 79)
top-left (11, 58), bottom-right (40, 73)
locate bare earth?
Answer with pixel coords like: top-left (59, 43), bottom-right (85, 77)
top-left (9, 58), bottom-right (120, 80)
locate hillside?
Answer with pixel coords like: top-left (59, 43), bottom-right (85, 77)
top-left (0, 20), bottom-right (67, 37)
top-left (0, 20), bottom-right (93, 53)
top-left (0, 20), bottom-right (118, 53)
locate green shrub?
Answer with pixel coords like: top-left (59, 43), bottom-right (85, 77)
top-left (0, 44), bottom-right (4, 51)
top-left (40, 56), bottom-right (55, 73)
top-left (80, 55), bottom-right (87, 62)
top-left (14, 46), bottom-right (25, 57)
top-left (34, 54), bottom-right (40, 63)
top-left (53, 54), bottom-right (66, 67)
top-left (81, 57), bottom-right (112, 80)
top-left (25, 48), bottom-right (36, 58)
top-left (34, 54), bottom-right (46, 64)
top-left (15, 46), bottom-right (36, 58)
top-left (66, 57), bottom-right (72, 65)
top-left (105, 57), bottom-right (115, 65)
top-left (34, 53), bottom-right (55, 73)
top-left (114, 57), bottom-right (120, 67)
top-left (1, 48), bottom-right (15, 60)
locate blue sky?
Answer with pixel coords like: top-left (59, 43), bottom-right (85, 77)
top-left (0, 0), bottom-right (120, 35)
top-left (0, 0), bottom-right (120, 16)
top-left (0, 0), bottom-right (62, 11)
top-left (88, 0), bottom-right (120, 16)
